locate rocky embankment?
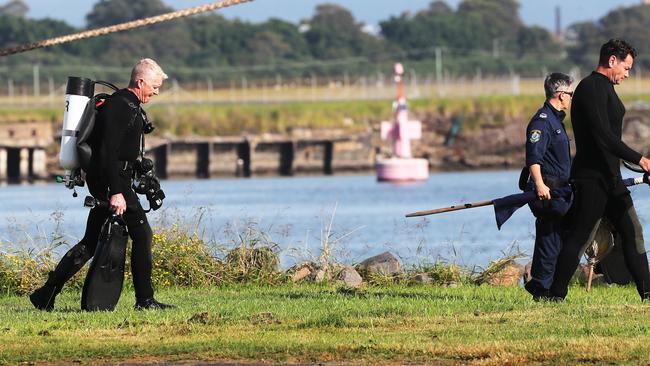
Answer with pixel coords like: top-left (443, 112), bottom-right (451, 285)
top-left (416, 113), bottom-right (528, 171)
top-left (371, 111), bottom-right (530, 172)
top-left (403, 103), bottom-right (650, 172)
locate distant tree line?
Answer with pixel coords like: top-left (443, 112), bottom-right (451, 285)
top-left (0, 0), bottom-right (649, 84)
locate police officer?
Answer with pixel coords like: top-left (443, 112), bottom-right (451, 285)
top-left (550, 39), bottom-right (650, 301)
top-left (30, 59), bottom-right (174, 310)
top-left (523, 73), bottom-right (574, 301)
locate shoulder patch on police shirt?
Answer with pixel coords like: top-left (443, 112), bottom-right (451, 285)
top-left (529, 129), bottom-right (542, 143)
top-left (539, 113), bottom-right (547, 119)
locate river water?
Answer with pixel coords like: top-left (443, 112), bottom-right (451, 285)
top-left (2, 171), bottom-right (650, 268)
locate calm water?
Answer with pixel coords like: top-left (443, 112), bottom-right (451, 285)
top-left (2, 171), bottom-right (650, 267)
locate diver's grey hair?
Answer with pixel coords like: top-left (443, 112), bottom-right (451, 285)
top-left (544, 72), bottom-right (573, 99)
top-left (129, 58), bottom-right (168, 86)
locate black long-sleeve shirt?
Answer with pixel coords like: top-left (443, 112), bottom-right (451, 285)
top-left (570, 71), bottom-right (641, 188)
top-left (91, 89), bottom-right (143, 195)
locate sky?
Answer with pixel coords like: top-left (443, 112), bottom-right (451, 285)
top-left (16, 0), bottom-right (645, 31)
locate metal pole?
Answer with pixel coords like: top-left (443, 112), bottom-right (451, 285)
top-left (406, 200), bottom-right (494, 217)
top-left (511, 73), bottom-right (520, 96)
top-left (241, 76), bottom-right (247, 102)
top-left (173, 79), bottom-right (179, 104)
top-left (8, 78), bottom-right (13, 101)
top-left (262, 78), bottom-right (267, 103)
top-left (33, 64), bottom-right (40, 97)
top-left (435, 47), bottom-right (442, 83)
top-left (492, 38), bottom-right (499, 58)
top-left (410, 69), bottom-right (419, 97)
top-left (48, 77), bottom-right (54, 106)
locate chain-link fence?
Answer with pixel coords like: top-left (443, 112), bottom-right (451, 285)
top-left (0, 64), bottom-right (649, 107)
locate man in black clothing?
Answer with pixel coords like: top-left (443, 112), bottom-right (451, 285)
top-left (30, 58), bottom-right (174, 311)
top-left (549, 39), bottom-right (650, 301)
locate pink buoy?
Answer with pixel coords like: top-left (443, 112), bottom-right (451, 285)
top-left (376, 63), bottom-right (429, 182)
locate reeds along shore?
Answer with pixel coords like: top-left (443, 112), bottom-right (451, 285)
top-left (0, 218), bottom-right (529, 296)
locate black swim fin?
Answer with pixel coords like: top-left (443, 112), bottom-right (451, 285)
top-left (81, 215), bottom-right (128, 311)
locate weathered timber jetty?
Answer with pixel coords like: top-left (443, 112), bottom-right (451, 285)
top-left (0, 123), bottom-right (374, 182)
top-left (144, 133), bottom-right (374, 179)
top-left (0, 122), bottom-right (51, 182)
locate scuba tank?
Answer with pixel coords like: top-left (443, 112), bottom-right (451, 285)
top-left (59, 77), bottom-right (95, 191)
top-left (57, 77), bottom-right (118, 196)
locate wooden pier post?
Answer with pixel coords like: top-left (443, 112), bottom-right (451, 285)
top-left (0, 148), bottom-right (6, 180)
top-left (279, 141), bottom-right (295, 176)
top-left (19, 148), bottom-right (29, 180)
top-left (236, 140), bottom-right (251, 177)
top-left (32, 148), bottom-right (47, 178)
top-left (323, 141), bottom-right (333, 175)
top-left (196, 142), bottom-right (210, 178)
top-left (153, 144), bottom-right (169, 179)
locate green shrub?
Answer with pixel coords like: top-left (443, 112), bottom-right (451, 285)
top-left (222, 226), bottom-right (283, 285)
top-left (127, 224), bottom-right (223, 288)
top-left (364, 271), bottom-right (399, 286)
top-left (0, 251), bottom-right (51, 295)
top-left (0, 219), bottom-right (284, 295)
top-left (423, 263), bottom-right (465, 286)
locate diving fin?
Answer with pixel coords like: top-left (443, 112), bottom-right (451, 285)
top-left (81, 215), bottom-right (128, 311)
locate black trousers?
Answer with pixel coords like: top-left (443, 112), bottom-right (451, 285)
top-left (48, 177), bottom-right (154, 301)
top-left (550, 178), bottom-right (650, 299)
top-left (528, 195), bottom-right (571, 290)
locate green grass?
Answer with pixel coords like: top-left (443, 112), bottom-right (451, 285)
top-left (0, 95), bottom-right (550, 138)
top-left (2, 284), bottom-right (650, 365)
top-left (4, 92), bottom-right (650, 136)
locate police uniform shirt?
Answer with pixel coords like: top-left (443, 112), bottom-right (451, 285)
top-left (525, 101), bottom-right (571, 182)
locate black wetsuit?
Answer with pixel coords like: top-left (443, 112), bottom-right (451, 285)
top-left (550, 71), bottom-right (650, 299)
top-left (47, 89), bottom-right (155, 302)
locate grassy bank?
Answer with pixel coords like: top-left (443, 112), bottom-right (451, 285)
top-left (4, 93), bottom-right (650, 136)
top-left (1, 219), bottom-right (648, 365)
top-left (0, 95), bottom-right (542, 134)
top-left (1, 284), bottom-right (649, 365)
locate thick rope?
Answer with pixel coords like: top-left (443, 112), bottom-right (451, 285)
top-left (0, 0), bottom-right (254, 57)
